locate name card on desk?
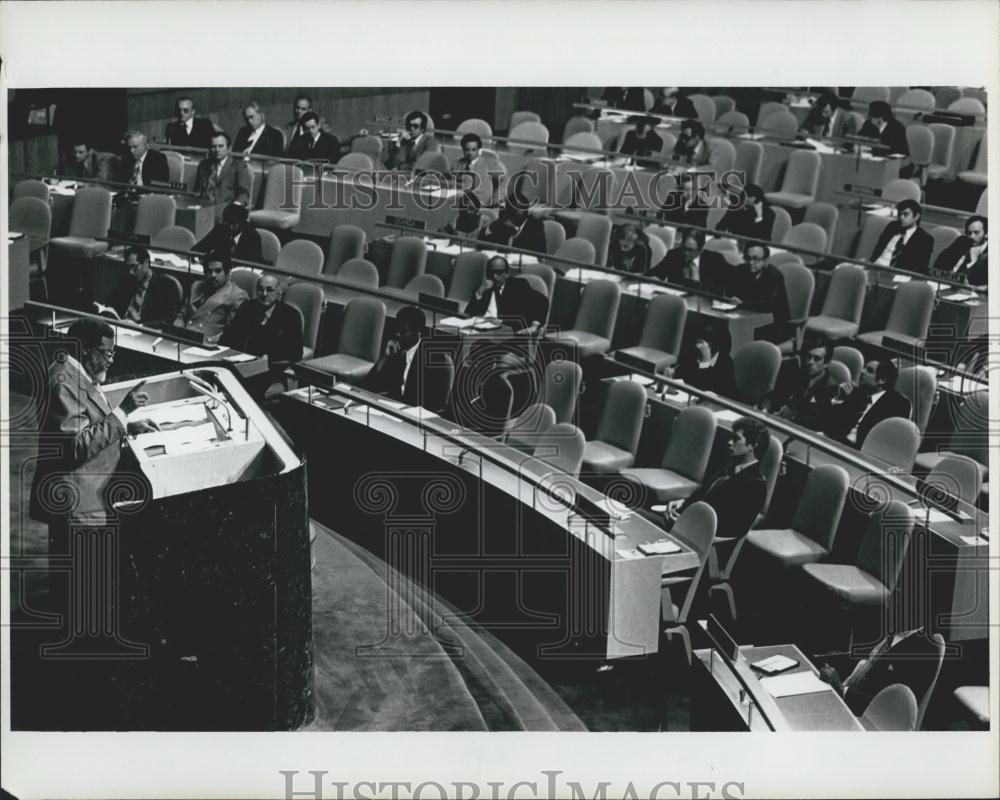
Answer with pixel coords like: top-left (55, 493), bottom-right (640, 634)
top-left (149, 180), bottom-right (190, 192)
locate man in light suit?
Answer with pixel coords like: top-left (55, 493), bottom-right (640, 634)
top-left (193, 132), bottom-right (252, 207)
top-left (232, 102), bottom-right (285, 157)
top-left (387, 110), bottom-right (440, 172)
top-left (174, 252), bottom-right (248, 344)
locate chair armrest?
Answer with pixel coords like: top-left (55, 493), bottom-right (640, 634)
top-left (660, 575), bottom-right (693, 587)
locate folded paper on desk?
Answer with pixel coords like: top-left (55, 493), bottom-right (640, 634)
top-left (760, 671), bottom-right (832, 698)
top-left (638, 539), bottom-right (681, 556)
top-left (563, 268), bottom-right (621, 283)
top-left (183, 345), bottom-right (223, 357)
top-left (616, 548), bottom-right (644, 560)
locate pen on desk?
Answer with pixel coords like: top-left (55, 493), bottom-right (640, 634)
top-left (151, 336), bottom-right (164, 351)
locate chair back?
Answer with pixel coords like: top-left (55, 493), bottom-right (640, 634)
top-left (404, 273), bottom-right (445, 298)
top-left (325, 224), bottom-right (366, 276)
top-left (508, 110), bottom-right (541, 131)
top-left (562, 116), bottom-right (595, 141)
top-left (851, 86), bottom-right (890, 103)
top-left (861, 418), bottom-right (921, 472)
top-left (947, 98), bottom-right (985, 116)
top-left (413, 151), bottom-right (449, 177)
top-left (261, 163), bottom-right (304, 214)
top-left (283, 282), bottom-right (324, 355)
top-left (928, 123), bottom-right (956, 168)
top-left (455, 118), bottom-right (493, 144)
top-left (897, 88), bottom-right (936, 111)
top-left (716, 110), bottom-right (750, 134)
top-left (732, 341), bottom-right (781, 406)
top-left (336, 152), bottom-right (374, 173)
top-left (661, 405), bottom-right (716, 482)
top-left (521, 261), bottom-right (556, 300)
top-left (351, 135), bottom-right (383, 161)
top-left (164, 151), bottom-right (186, 185)
top-left (832, 345), bottom-right (864, 383)
top-left (882, 178), bottom-right (921, 203)
top-left (638, 293), bottom-right (687, 359)
top-left (646, 233), bottom-right (667, 266)
top-left (704, 237), bottom-right (737, 254)
top-left (758, 435), bottom-right (784, 522)
top-left (782, 222), bottom-right (827, 254)
top-left (885, 281), bottom-right (935, 340)
top-left (975, 187), bottom-right (987, 216)
top-left (554, 237), bottom-right (596, 266)
top-left (10, 197), bottom-right (52, 248)
top-left (338, 258), bottom-right (380, 289)
top-left (228, 267), bottom-right (259, 298)
top-left (158, 273), bottom-right (183, 315)
top-left (573, 279), bottom-right (620, 339)
top-left (508, 121), bottom-right (550, 154)
top-left (770, 206), bottom-right (792, 245)
top-left (688, 94), bottom-right (717, 124)
top-left (820, 264), bottom-right (867, 325)
top-left (519, 274), bottom-right (551, 324)
top-left (151, 225), bottom-right (195, 251)
top-left (906, 125), bottom-right (935, 166)
top-left (565, 132), bottom-right (602, 153)
top-left (951, 390), bottom-right (988, 466)
top-left (769, 252), bottom-right (803, 269)
top-left (929, 226), bottom-right (961, 265)
top-left (925, 455), bottom-right (983, 506)
top-left (775, 261), bottom-right (814, 325)
top-left (133, 194), bottom-right (177, 238)
top-left (595, 379), bottom-right (646, 456)
top-left (542, 219), bottom-right (566, 255)
top-left (853, 214), bottom-right (892, 260)
top-left (576, 213), bottom-right (613, 263)
top-left (915, 634), bottom-right (946, 730)
top-left (643, 225), bottom-right (675, 252)
top-left (448, 251), bottom-right (487, 302)
top-left (668, 501), bottom-right (718, 623)
top-left (386, 237), bottom-right (427, 288)
top-left (506, 403), bottom-right (557, 450)
top-left (855, 499), bottom-right (913, 596)
top-left (14, 179), bottom-right (50, 202)
top-left (338, 296), bottom-right (386, 362)
top-left (756, 101), bottom-right (787, 125)
top-left (707, 138), bottom-right (736, 173)
top-left (711, 95), bottom-right (736, 117)
top-left (759, 110), bottom-right (798, 139)
top-left (533, 423), bottom-right (586, 479)
top-left (803, 203), bottom-right (839, 251)
top-left (734, 140), bottom-right (764, 185)
top-left (543, 361), bottom-right (582, 424)
top-left (896, 365), bottom-right (937, 434)
top-left (780, 150), bottom-right (821, 196)
top-left (276, 239), bottom-right (324, 279)
top-left (934, 87), bottom-right (963, 107)
top-left (68, 186), bottom-right (113, 239)
top-left (256, 228), bottom-right (281, 265)
top-left (792, 464), bottom-right (849, 551)
top-left (826, 361), bottom-right (851, 386)
top-left (861, 684), bottom-right (918, 731)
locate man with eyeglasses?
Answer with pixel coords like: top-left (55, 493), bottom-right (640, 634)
top-left (174, 251), bottom-right (248, 345)
top-left (232, 102), bottom-right (284, 157)
top-left (103, 247), bottom-right (181, 326)
top-left (760, 338), bottom-right (836, 428)
top-left (193, 131), bottom-right (251, 207)
top-left (285, 111), bottom-right (341, 163)
top-left (165, 95), bottom-right (216, 150)
top-left (728, 242), bottom-right (791, 345)
top-left (388, 110), bottom-right (440, 172)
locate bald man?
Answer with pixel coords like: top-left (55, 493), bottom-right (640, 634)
top-left (220, 274), bottom-right (304, 366)
top-left (116, 131), bottom-right (169, 186)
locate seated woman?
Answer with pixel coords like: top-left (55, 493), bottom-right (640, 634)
top-left (716, 184), bottom-right (776, 243)
top-left (607, 223), bottom-right (652, 274)
top-left (658, 326), bottom-right (738, 401)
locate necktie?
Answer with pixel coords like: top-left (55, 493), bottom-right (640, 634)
top-left (845, 635), bottom-right (892, 691)
top-left (132, 159), bottom-right (142, 186)
top-left (126, 284), bottom-right (145, 322)
top-left (822, 119), bottom-right (830, 137)
top-left (890, 233), bottom-right (906, 269)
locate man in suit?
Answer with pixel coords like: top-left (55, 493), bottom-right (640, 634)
top-left (478, 200), bottom-right (548, 255)
top-left (658, 172), bottom-right (711, 229)
top-left (104, 247), bottom-right (181, 326)
top-left (934, 214), bottom-right (988, 287)
top-left (451, 132), bottom-right (482, 175)
top-left (716, 184), bottom-right (777, 242)
top-left (798, 92), bottom-right (858, 140)
top-left (761, 339), bottom-right (836, 429)
top-left (870, 199), bottom-right (934, 274)
top-left (858, 100), bottom-right (909, 157)
top-left (174, 252), bottom-right (249, 345)
top-left (387, 110), bottom-right (440, 172)
top-left (115, 131), bottom-right (169, 186)
top-left (165, 96), bottom-right (216, 150)
top-left (60, 140), bottom-right (112, 182)
top-left (728, 243), bottom-right (791, 344)
top-left (232, 102), bottom-right (285, 157)
top-left (647, 227), bottom-right (731, 294)
top-left (284, 94), bottom-right (314, 155)
top-left (659, 326), bottom-right (739, 400)
top-left (826, 358), bottom-right (912, 446)
top-left (672, 119), bottom-right (710, 167)
top-left (285, 111), bottom-right (340, 163)
top-left (619, 115), bottom-right (664, 170)
top-left (193, 132), bottom-right (252, 206)
top-left (651, 87), bottom-right (698, 119)
top-left (358, 306), bottom-right (452, 413)
top-left (193, 203), bottom-right (264, 264)
top-left (466, 256), bottom-right (549, 334)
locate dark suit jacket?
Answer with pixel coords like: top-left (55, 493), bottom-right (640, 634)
top-left (358, 341), bottom-right (453, 413)
top-left (837, 629), bottom-right (942, 716)
top-left (465, 275), bottom-right (549, 330)
top-left (60, 151), bottom-right (113, 182)
top-left (858, 118), bottom-right (909, 157)
top-left (765, 368), bottom-right (835, 431)
top-left (608, 238), bottom-right (652, 274)
top-left (658, 193), bottom-right (711, 229)
top-left (934, 237), bottom-right (988, 286)
top-left (29, 357), bottom-right (128, 524)
top-left (716, 206), bottom-right (776, 242)
top-left (165, 117), bottom-right (216, 150)
top-left (675, 353), bottom-right (738, 400)
top-left (194, 224), bottom-right (264, 264)
top-left (286, 131), bottom-right (341, 163)
top-left (647, 247), bottom-right (731, 294)
top-left (115, 149), bottom-right (170, 185)
top-left (193, 157), bottom-right (252, 206)
top-left (679, 461), bottom-right (767, 540)
top-left (827, 388), bottom-right (912, 446)
top-left (799, 107), bottom-right (859, 140)
top-left (232, 124), bottom-right (285, 157)
top-left (870, 223), bottom-right (934, 274)
top-left (479, 215), bottom-right (548, 255)
top-left (107, 272), bottom-right (181, 326)
top-left (730, 264), bottom-right (789, 320)
top-left (620, 129), bottom-right (664, 169)
top-left (651, 97), bottom-right (698, 119)
top-left (220, 300), bottom-right (303, 365)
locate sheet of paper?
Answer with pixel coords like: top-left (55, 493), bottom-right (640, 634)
top-left (942, 292), bottom-right (976, 302)
top-left (438, 316), bottom-right (476, 329)
top-left (225, 352), bottom-right (257, 362)
top-left (760, 671), bottom-right (832, 698)
top-left (131, 402), bottom-right (209, 426)
top-left (115, 327), bottom-right (141, 337)
top-left (183, 346), bottom-right (224, 357)
top-left (615, 548), bottom-right (644, 560)
top-left (892, 274), bottom-right (911, 283)
top-left (711, 300), bottom-right (738, 311)
top-left (910, 506), bottom-right (959, 525)
top-left (133, 421), bottom-right (218, 452)
top-left (637, 540), bottom-right (682, 556)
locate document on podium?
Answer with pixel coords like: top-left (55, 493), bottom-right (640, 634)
top-left (132, 422), bottom-right (218, 454)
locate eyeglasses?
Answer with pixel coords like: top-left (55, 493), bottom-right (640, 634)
top-left (178, 107), bottom-right (193, 114)
top-left (407, 122), bottom-right (422, 129)
top-left (93, 347), bottom-right (115, 362)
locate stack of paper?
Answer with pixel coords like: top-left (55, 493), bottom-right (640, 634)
top-left (759, 671), bottom-right (832, 698)
top-left (438, 316), bottom-right (477, 329)
top-left (183, 346), bottom-right (223, 358)
top-left (637, 539), bottom-right (681, 556)
top-left (132, 401), bottom-right (209, 427)
top-left (615, 548), bottom-right (644, 560)
top-left (942, 291), bottom-right (977, 302)
top-left (711, 300), bottom-right (738, 312)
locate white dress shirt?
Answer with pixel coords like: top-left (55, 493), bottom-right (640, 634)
top-left (401, 343), bottom-right (418, 397)
top-left (875, 226), bottom-right (916, 267)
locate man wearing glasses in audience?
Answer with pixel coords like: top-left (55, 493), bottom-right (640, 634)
top-left (165, 96), bottom-right (216, 150)
top-left (103, 247), bottom-right (181, 326)
top-left (388, 110), bottom-right (440, 172)
top-left (934, 214), bottom-right (988, 288)
top-left (728, 242), bottom-right (791, 345)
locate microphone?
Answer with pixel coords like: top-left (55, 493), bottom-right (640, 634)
top-left (186, 376), bottom-right (232, 432)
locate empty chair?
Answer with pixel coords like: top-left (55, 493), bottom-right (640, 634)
top-left (711, 94), bottom-right (736, 117)
top-left (257, 227), bottom-right (281, 265)
top-left (947, 97), bottom-right (985, 116)
top-left (774, 261), bottom-right (815, 353)
top-left (325, 224), bottom-right (366, 276)
top-left (164, 150), bottom-right (186, 185)
top-left (250, 164), bottom-right (304, 230)
top-left (745, 464), bottom-right (849, 567)
top-left (337, 258), bottom-right (379, 289)
top-left (617, 293), bottom-right (687, 371)
top-left (926, 123), bottom-right (956, 181)
top-left (283, 282), bottom-right (323, 360)
top-left (732, 341), bottom-right (781, 406)
top-left (688, 93), bottom-right (717, 124)
top-left (564, 131), bottom-right (603, 153)
top-left (929, 226), bottom-right (961, 265)
top-left (915, 390), bottom-right (988, 474)
top-left (385, 237), bottom-right (427, 289)
top-left (706, 137), bottom-right (736, 173)
top-left (133, 194), bottom-right (176, 238)
top-left (861, 418), bottom-right (921, 472)
top-left (766, 150), bottom-right (821, 209)
top-left (802, 499), bottom-right (913, 614)
top-left (881, 178), bottom-right (921, 203)
top-left (716, 110), bottom-right (750, 134)
top-left (661, 501), bottom-right (717, 665)
top-left (14, 179), bottom-right (50, 202)
top-left (505, 403), bottom-right (557, 454)
top-left (228, 267), bottom-right (259, 298)
top-left (562, 116), bottom-right (595, 141)
top-left (542, 219), bottom-right (566, 255)
top-left (351, 135), bottom-right (383, 162)
top-left (782, 221), bottom-right (828, 257)
top-left (857, 280), bottom-right (935, 349)
top-left (10, 196), bottom-right (52, 296)
top-left (276, 239), bottom-right (324, 280)
top-left (805, 263), bottom-right (867, 340)
top-left (302, 296), bottom-right (386, 380)
top-left (521, 261), bottom-right (556, 301)
top-left (401, 273), bottom-right (445, 299)
top-left (906, 125), bottom-right (935, 183)
top-left (957, 137), bottom-right (987, 186)
top-left (803, 203), bottom-right (839, 253)
top-left (770, 205), bottom-right (793, 245)
top-left (851, 86), bottom-right (890, 104)
top-left (532, 423), bottom-right (586, 479)
top-left (336, 152), bottom-right (374, 172)
top-left (758, 110), bottom-right (798, 139)
top-left (553, 237), bottom-right (596, 268)
top-left (447, 251), bottom-right (487, 303)
top-left (581, 379), bottom-right (646, 474)
top-left (543, 360), bottom-right (582, 424)
top-left (508, 110), bottom-right (541, 132)
top-left (575, 213), bottom-right (613, 264)
top-left (558, 279), bottom-right (620, 358)
top-left (413, 151), bottom-right (450, 177)
top-left (646, 233), bottom-right (667, 266)
top-left (924, 454), bottom-right (983, 506)
top-left (455, 118), bottom-right (493, 144)
top-left (897, 88), bottom-right (936, 112)
top-left (934, 87), bottom-right (963, 108)
top-left (756, 101), bottom-right (788, 125)
top-left (860, 684), bottom-right (918, 732)
top-left (507, 121), bottom-right (550, 154)
top-left (852, 213), bottom-right (892, 261)
top-left (832, 345), bottom-right (864, 383)
top-left (48, 186), bottom-right (113, 259)
top-left (620, 405), bottom-right (717, 503)
top-left (151, 224), bottom-right (196, 251)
